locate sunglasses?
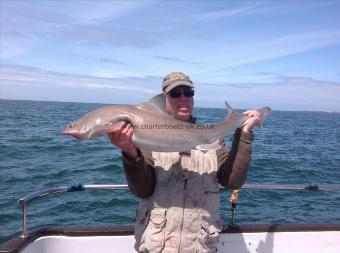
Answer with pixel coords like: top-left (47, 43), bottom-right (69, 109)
top-left (169, 89), bottom-right (194, 98)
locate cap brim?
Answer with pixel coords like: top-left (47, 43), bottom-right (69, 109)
top-left (164, 81), bottom-right (194, 93)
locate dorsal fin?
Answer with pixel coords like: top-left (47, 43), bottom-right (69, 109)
top-left (137, 93), bottom-right (167, 112)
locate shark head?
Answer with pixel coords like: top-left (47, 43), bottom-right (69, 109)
top-left (63, 121), bottom-right (85, 139)
top-left (63, 117), bottom-right (100, 139)
top-left (63, 112), bottom-right (119, 140)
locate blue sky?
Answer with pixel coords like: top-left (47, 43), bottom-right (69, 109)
top-left (1, 0), bottom-right (340, 111)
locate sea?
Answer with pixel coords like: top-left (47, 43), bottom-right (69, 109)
top-left (0, 99), bottom-right (339, 243)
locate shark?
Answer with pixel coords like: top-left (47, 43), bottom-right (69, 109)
top-left (63, 93), bottom-right (271, 152)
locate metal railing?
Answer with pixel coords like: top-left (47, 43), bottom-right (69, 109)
top-left (18, 183), bottom-right (340, 238)
top-left (18, 184), bottom-right (129, 238)
top-left (242, 183), bottom-right (340, 190)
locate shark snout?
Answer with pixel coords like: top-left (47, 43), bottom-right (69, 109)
top-left (63, 128), bottom-right (81, 139)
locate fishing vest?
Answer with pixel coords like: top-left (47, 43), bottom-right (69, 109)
top-left (134, 149), bottom-right (223, 253)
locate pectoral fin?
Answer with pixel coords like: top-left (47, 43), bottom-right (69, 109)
top-left (94, 122), bottom-right (122, 137)
top-left (195, 140), bottom-right (222, 151)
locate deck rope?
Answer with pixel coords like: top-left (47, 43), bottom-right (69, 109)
top-left (229, 189), bottom-right (240, 224)
top-left (229, 189), bottom-right (240, 204)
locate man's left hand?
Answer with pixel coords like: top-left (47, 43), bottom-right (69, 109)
top-left (242, 110), bottom-right (261, 133)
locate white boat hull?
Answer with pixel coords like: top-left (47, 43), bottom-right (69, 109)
top-left (219, 231), bottom-right (339, 253)
top-left (1, 224), bottom-right (339, 253)
top-left (19, 230), bottom-right (340, 253)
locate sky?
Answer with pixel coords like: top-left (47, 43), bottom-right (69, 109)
top-left (1, 0), bottom-right (340, 112)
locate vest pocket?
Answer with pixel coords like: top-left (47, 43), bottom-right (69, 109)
top-left (202, 173), bottom-right (219, 211)
top-left (196, 223), bottom-right (220, 252)
top-left (134, 207), bottom-right (150, 251)
top-left (203, 173), bottom-right (219, 194)
top-left (144, 208), bottom-right (167, 253)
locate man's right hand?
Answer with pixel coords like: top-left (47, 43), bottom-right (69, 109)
top-left (107, 121), bottom-right (138, 159)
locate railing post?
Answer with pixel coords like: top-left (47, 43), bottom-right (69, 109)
top-left (20, 201), bottom-right (28, 238)
top-left (16, 184), bottom-right (129, 238)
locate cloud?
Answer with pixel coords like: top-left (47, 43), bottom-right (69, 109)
top-left (3, 0), bottom-right (339, 67)
top-left (2, 64), bottom-right (339, 112)
top-left (195, 74), bottom-right (340, 112)
top-left (0, 39), bottom-right (32, 59)
top-left (256, 72), bottom-right (279, 76)
top-left (0, 1), bottom-right (159, 59)
top-left (1, 64), bottom-right (158, 95)
top-left (65, 1), bottom-right (154, 24)
top-left (191, 0), bottom-right (339, 21)
top-left (68, 53), bottom-right (126, 65)
top-left (250, 0), bottom-right (340, 16)
top-left (153, 55), bottom-right (200, 65)
top-left (193, 30), bottom-right (340, 77)
top-left (98, 58), bottom-right (125, 64)
top-left (191, 2), bottom-right (263, 20)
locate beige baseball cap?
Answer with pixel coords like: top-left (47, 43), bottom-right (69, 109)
top-left (162, 72), bottom-right (194, 93)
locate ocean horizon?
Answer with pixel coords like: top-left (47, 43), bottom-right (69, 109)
top-left (2, 98), bottom-right (339, 113)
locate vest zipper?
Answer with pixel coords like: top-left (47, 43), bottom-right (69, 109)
top-left (204, 190), bottom-right (219, 194)
top-left (178, 178), bottom-right (187, 252)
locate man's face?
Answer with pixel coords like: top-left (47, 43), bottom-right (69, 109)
top-left (165, 86), bottom-right (194, 121)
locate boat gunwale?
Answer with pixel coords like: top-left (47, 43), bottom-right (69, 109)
top-left (1, 223), bottom-right (340, 253)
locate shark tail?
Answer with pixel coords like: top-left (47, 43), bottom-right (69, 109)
top-left (224, 101), bottom-right (234, 115)
top-left (257, 107), bottom-right (272, 127)
top-left (225, 102), bottom-right (272, 128)
top-left (224, 101), bottom-right (246, 127)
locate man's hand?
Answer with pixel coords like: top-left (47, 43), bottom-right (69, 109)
top-left (242, 110), bottom-right (261, 133)
top-left (107, 121), bottom-right (138, 159)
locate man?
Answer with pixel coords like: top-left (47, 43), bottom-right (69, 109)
top-left (108, 72), bottom-right (260, 253)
